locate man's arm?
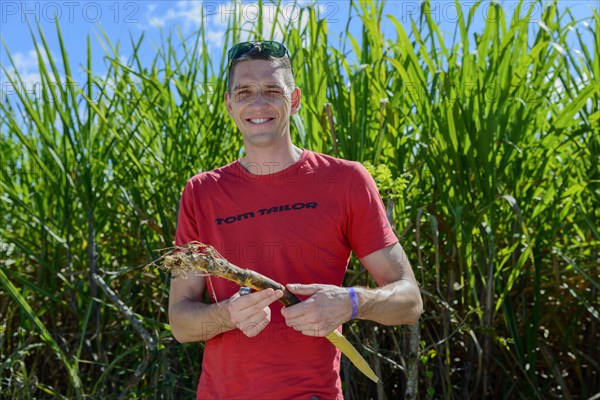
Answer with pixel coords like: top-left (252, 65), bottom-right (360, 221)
top-left (168, 274), bottom-right (231, 342)
top-left (281, 242), bottom-right (422, 336)
top-left (353, 242), bottom-right (422, 325)
top-left (168, 273), bottom-right (284, 342)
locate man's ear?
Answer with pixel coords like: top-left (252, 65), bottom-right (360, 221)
top-left (224, 91), bottom-right (232, 115)
top-left (290, 87), bottom-right (301, 115)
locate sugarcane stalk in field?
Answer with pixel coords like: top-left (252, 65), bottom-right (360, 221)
top-left (163, 242), bottom-right (302, 306)
top-left (162, 242), bottom-right (380, 383)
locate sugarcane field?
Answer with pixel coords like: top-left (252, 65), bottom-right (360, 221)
top-left (0, 1), bottom-right (598, 399)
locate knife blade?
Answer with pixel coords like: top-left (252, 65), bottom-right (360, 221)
top-left (239, 283), bottom-right (379, 382)
top-left (277, 288), bottom-right (380, 383)
top-left (326, 329), bottom-right (379, 383)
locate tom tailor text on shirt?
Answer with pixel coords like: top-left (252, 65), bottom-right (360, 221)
top-left (215, 201), bottom-right (318, 225)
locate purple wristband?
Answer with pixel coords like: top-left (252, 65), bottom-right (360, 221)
top-left (347, 287), bottom-right (359, 320)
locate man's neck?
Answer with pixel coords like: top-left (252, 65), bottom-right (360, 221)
top-left (240, 142), bottom-right (303, 176)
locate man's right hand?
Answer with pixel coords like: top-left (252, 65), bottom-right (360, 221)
top-left (227, 288), bottom-right (284, 337)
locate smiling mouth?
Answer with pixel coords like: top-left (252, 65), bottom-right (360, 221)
top-left (247, 118), bottom-right (274, 124)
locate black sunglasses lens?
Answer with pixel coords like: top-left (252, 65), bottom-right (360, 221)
top-left (228, 41), bottom-right (288, 61)
top-left (228, 42), bottom-right (254, 61)
top-left (260, 41), bottom-right (287, 57)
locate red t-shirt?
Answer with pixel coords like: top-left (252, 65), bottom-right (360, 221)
top-left (175, 150), bottom-right (398, 400)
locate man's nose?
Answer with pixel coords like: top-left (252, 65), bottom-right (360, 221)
top-left (250, 90), bottom-right (273, 104)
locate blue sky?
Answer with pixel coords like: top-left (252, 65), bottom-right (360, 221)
top-left (0, 0), bottom-right (597, 101)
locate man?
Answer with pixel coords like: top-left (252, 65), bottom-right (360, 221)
top-left (169, 41), bottom-right (422, 399)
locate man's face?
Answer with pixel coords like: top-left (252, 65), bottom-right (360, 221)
top-left (225, 59), bottom-right (300, 148)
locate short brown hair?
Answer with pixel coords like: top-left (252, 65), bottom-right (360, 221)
top-left (227, 48), bottom-right (295, 92)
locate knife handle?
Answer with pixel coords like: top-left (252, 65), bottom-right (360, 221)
top-left (280, 289), bottom-right (302, 307)
top-left (228, 262), bottom-right (302, 306)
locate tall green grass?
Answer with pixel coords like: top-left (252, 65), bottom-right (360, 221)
top-left (1, 0), bottom-right (598, 398)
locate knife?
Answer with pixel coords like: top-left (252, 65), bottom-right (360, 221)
top-left (165, 245), bottom-right (381, 383)
top-left (239, 281), bottom-right (380, 383)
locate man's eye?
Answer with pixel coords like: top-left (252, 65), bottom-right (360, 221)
top-left (235, 90), bottom-right (252, 100)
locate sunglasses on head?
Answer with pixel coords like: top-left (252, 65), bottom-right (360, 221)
top-left (227, 41), bottom-right (290, 62)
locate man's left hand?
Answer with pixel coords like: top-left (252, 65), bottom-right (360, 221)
top-left (280, 283), bottom-right (353, 337)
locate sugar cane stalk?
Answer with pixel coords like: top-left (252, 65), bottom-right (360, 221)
top-left (162, 242), bottom-right (301, 306)
top-left (161, 242), bottom-right (380, 383)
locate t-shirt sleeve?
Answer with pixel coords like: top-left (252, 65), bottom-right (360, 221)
top-left (345, 164), bottom-right (399, 259)
top-left (175, 179), bottom-right (199, 247)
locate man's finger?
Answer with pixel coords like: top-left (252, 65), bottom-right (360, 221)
top-left (240, 318), bottom-right (269, 337)
top-left (280, 299), bottom-right (308, 319)
top-left (239, 288), bottom-right (283, 312)
top-left (286, 283), bottom-right (324, 296)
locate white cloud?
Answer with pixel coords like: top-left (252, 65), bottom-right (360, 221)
top-left (206, 30), bottom-right (226, 48)
top-left (11, 49), bottom-right (42, 71)
top-left (119, 53), bottom-right (131, 66)
top-left (0, 48), bottom-right (89, 108)
top-left (143, 1), bottom-right (312, 46)
top-left (143, 1), bottom-right (204, 30)
top-left (2, 50), bottom-right (47, 100)
top-left (234, 2), bottom-right (313, 44)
